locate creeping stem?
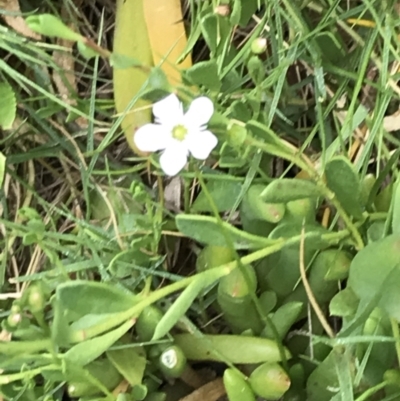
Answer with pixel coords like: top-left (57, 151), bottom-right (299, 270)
top-left (248, 137), bottom-right (364, 249)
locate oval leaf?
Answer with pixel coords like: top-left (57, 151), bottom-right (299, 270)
top-left (152, 279), bottom-right (204, 340)
top-left (107, 345), bottom-right (146, 387)
top-left (325, 156), bottom-right (363, 219)
top-left (25, 14), bottom-right (83, 41)
top-left (348, 234), bottom-right (400, 320)
top-left (174, 333), bottom-right (290, 364)
top-left (64, 319), bottom-right (134, 366)
top-left (56, 281), bottom-right (136, 321)
top-left (185, 60), bottom-right (221, 91)
top-left (260, 179), bottom-right (322, 203)
top-left (192, 180), bottom-right (242, 212)
top-left (392, 179), bottom-right (400, 235)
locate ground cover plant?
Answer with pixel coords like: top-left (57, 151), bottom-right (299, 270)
top-left (1, 0), bottom-right (400, 400)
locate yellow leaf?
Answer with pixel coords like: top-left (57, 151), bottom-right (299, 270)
top-left (113, 0), bottom-right (153, 154)
top-left (113, 0), bottom-right (192, 155)
top-left (143, 0), bottom-right (192, 85)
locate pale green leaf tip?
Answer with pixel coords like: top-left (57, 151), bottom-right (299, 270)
top-left (25, 14), bottom-right (83, 42)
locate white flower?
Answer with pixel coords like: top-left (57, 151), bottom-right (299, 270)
top-left (134, 94), bottom-right (218, 176)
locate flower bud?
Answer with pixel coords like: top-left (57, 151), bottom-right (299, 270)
top-left (227, 120), bottom-right (247, 147)
top-left (136, 305), bottom-right (163, 342)
top-left (214, 5), bottom-right (231, 16)
top-left (196, 245), bottom-right (235, 273)
top-left (7, 312), bottom-right (22, 328)
top-left (159, 346), bottom-right (187, 378)
top-left (27, 284), bottom-right (46, 313)
top-left (249, 362), bottom-right (291, 400)
top-left (251, 38), bottom-right (267, 55)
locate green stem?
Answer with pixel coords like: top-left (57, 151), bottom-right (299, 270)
top-left (324, 189), bottom-right (365, 250)
top-left (0, 338), bottom-right (52, 355)
top-left (249, 138), bottom-right (315, 176)
top-left (248, 137), bottom-right (365, 249)
top-left (354, 381), bottom-right (389, 401)
top-left (183, 176), bottom-right (191, 213)
top-left (0, 364), bottom-right (60, 385)
top-left (70, 224), bottom-right (358, 343)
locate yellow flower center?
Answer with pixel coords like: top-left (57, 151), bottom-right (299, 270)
top-left (172, 125), bottom-right (188, 141)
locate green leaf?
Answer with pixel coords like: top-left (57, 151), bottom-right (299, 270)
top-left (246, 120), bottom-right (290, 150)
top-left (229, 0), bottom-right (242, 25)
top-left (0, 338), bottom-right (51, 356)
top-left (269, 223), bottom-right (328, 246)
top-left (192, 180), bottom-right (242, 212)
top-left (77, 41), bottom-right (100, 59)
top-left (185, 60), bottom-right (221, 91)
top-left (325, 156), bottom-right (363, 219)
top-left (226, 120), bottom-right (248, 147)
top-left (307, 351), bottom-right (339, 401)
top-left (219, 142), bottom-right (248, 168)
top-left (236, 0), bottom-right (259, 26)
top-left (348, 234), bottom-right (400, 320)
top-left (52, 281), bottom-right (139, 345)
top-left (25, 14), bottom-right (83, 41)
top-left (107, 345), bottom-right (146, 387)
top-left (55, 281), bottom-right (136, 322)
top-left (241, 185), bottom-right (285, 223)
top-left (392, 179), bottom-right (400, 235)
top-left (367, 221), bottom-right (385, 243)
top-left (329, 288), bottom-right (359, 318)
top-left (51, 298), bottom-right (71, 346)
top-left (0, 82), bottom-right (16, 130)
top-left (110, 53), bottom-right (142, 69)
top-left (152, 278), bottom-right (206, 340)
top-left (69, 313), bottom-right (118, 332)
top-left (141, 68), bottom-right (171, 102)
top-left (174, 333), bottom-right (290, 363)
top-left (223, 368), bottom-right (255, 401)
top-left (247, 56), bottom-right (265, 85)
top-left (152, 268), bottom-right (229, 341)
top-left (64, 319), bottom-right (134, 366)
top-left (367, 149), bottom-right (400, 207)
top-left (260, 179), bottom-right (323, 203)
top-left (262, 302), bottom-right (303, 340)
top-left (176, 214), bottom-right (276, 249)
top-left (200, 14), bottom-right (218, 54)
top-left (0, 151), bottom-right (6, 189)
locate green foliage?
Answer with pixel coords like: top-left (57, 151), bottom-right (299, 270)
top-left (25, 14), bottom-right (83, 41)
top-left (325, 156), bottom-right (363, 219)
top-left (0, 82), bottom-right (16, 130)
top-left (2, 0), bottom-right (400, 400)
top-left (224, 368), bottom-right (256, 401)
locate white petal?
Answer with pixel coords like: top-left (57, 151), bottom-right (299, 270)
top-left (184, 97), bottom-right (214, 129)
top-left (159, 142), bottom-right (188, 176)
top-left (134, 124), bottom-right (170, 152)
top-left (153, 94), bottom-right (184, 126)
top-left (185, 130), bottom-right (218, 160)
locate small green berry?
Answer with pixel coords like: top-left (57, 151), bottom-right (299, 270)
top-left (251, 38), bottom-right (267, 55)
